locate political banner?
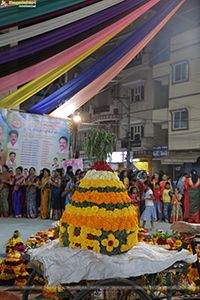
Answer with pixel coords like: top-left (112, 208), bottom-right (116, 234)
top-left (0, 108), bottom-right (9, 171)
top-left (60, 159), bottom-right (83, 174)
top-left (4, 110), bottom-right (71, 174)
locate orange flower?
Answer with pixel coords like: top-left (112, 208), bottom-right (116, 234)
top-left (72, 191), bottom-right (131, 205)
top-left (63, 213), bottom-right (138, 231)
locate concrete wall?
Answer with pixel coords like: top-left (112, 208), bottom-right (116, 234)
top-left (153, 26), bottom-right (200, 151)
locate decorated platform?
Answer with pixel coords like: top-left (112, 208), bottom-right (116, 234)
top-left (27, 239), bottom-right (196, 286)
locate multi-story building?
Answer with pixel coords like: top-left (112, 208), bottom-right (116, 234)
top-left (76, 1), bottom-right (200, 179)
top-left (153, 25), bottom-right (200, 178)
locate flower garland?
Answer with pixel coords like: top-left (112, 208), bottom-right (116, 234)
top-left (65, 204), bottom-right (135, 218)
top-left (73, 190), bottom-right (130, 204)
top-left (59, 222), bottom-right (138, 255)
top-left (77, 186), bottom-right (125, 193)
top-left (85, 169), bottom-right (118, 180)
top-left (89, 162), bottom-right (114, 172)
top-left (61, 210), bottom-right (137, 232)
top-left (79, 179), bottom-right (124, 189)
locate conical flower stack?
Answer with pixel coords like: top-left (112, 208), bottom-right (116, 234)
top-left (59, 162), bottom-right (138, 255)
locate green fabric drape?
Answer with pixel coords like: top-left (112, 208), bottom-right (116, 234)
top-left (0, 0), bottom-right (87, 27)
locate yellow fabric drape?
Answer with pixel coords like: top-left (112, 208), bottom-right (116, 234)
top-left (0, 23), bottom-right (132, 109)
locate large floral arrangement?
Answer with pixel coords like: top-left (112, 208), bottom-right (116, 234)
top-left (59, 129), bottom-right (138, 255)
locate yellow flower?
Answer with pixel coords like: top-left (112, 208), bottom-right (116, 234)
top-left (81, 226), bottom-right (87, 235)
top-left (96, 229), bottom-right (102, 237)
top-left (121, 244), bottom-right (129, 252)
top-left (101, 234), bottom-right (119, 252)
top-left (60, 226), bottom-right (66, 234)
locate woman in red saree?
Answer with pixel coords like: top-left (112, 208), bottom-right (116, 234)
top-left (184, 169), bottom-right (200, 223)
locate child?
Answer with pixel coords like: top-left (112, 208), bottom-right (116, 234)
top-left (159, 173), bottom-right (168, 194)
top-left (153, 182), bottom-right (162, 222)
top-left (162, 181), bottom-right (172, 223)
top-left (141, 180), bottom-right (157, 230)
top-left (170, 187), bottom-right (183, 223)
top-left (62, 172), bottom-right (76, 208)
top-left (129, 186), bottom-right (140, 222)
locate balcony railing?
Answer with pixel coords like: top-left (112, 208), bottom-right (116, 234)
top-left (93, 105), bottom-right (110, 114)
top-left (130, 140), bottom-right (141, 147)
top-left (92, 114), bottom-right (121, 122)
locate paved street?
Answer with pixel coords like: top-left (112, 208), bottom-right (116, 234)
top-left (0, 215), bottom-right (54, 260)
top-left (0, 215), bottom-right (172, 260)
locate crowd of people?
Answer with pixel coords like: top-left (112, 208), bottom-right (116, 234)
top-left (0, 165), bottom-right (199, 227)
top-left (0, 165), bottom-right (85, 220)
top-left (119, 168), bottom-right (200, 230)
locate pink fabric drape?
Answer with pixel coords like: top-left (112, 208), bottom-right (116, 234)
top-left (50, 0), bottom-right (185, 118)
top-left (0, 0), bottom-right (160, 94)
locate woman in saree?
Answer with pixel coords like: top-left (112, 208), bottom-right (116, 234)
top-left (39, 168), bottom-right (51, 219)
top-left (8, 168), bottom-right (14, 214)
top-left (26, 167), bottom-right (39, 218)
top-left (184, 169), bottom-right (200, 223)
top-left (151, 172), bottom-right (159, 189)
top-left (0, 165), bottom-right (12, 217)
top-left (12, 166), bottom-right (25, 218)
top-left (170, 187), bottom-right (183, 223)
top-left (49, 168), bottom-right (62, 220)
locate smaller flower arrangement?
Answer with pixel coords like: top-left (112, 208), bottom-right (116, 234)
top-left (14, 267), bottom-right (30, 287)
top-left (152, 230), bottom-right (175, 250)
top-left (5, 230), bottom-right (26, 254)
top-left (4, 250), bottom-right (23, 274)
top-left (0, 266), bottom-right (16, 285)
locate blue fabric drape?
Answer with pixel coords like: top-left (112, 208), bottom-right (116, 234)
top-left (27, 0), bottom-right (182, 115)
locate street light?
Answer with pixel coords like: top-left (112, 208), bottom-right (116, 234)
top-left (72, 114), bottom-right (81, 159)
top-left (73, 115), bottom-right (81, 123)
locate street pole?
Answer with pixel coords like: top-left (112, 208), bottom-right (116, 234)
top-left (112, 95), bottom-right (131, 169)
top-left (73, 122), bottom-right (78, 159)
top-left (127, 93), bottom-right (131, 169)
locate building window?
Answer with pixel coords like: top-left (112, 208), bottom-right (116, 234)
top-left (131, 125), bottom-right (144, 140)
top-left (131, 86), bottom-right (144, 102)
top-left (172, 61), bottom-right (189, 83)
top-left (172, 109), bottom-right (188, 130)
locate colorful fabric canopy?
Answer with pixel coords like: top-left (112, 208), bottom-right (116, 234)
top-left (0, 0), bottom-right (88, 27)
top-left (27, 0), bottom-right (183, 115)
top-left (0, 1), bottom-right (152, 93)
top-left (0, 0), bottom-right (124, 47)
top-left (0, 0), bottom-right (146, 64)
top-left (0, 0), bottom-right (99, 31)
top-left (50, 0), bottom-right (185, 118)
top-left (0, 0), bottom-right (158, 107)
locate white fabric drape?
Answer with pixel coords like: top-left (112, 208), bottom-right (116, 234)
top-left (27, 240), bottom-right (197, 286)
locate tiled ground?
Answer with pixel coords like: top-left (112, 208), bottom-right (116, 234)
top-left (0, 216), bottom-right (173, 299)
top-left (0, 215), bottom-right (172, 260)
